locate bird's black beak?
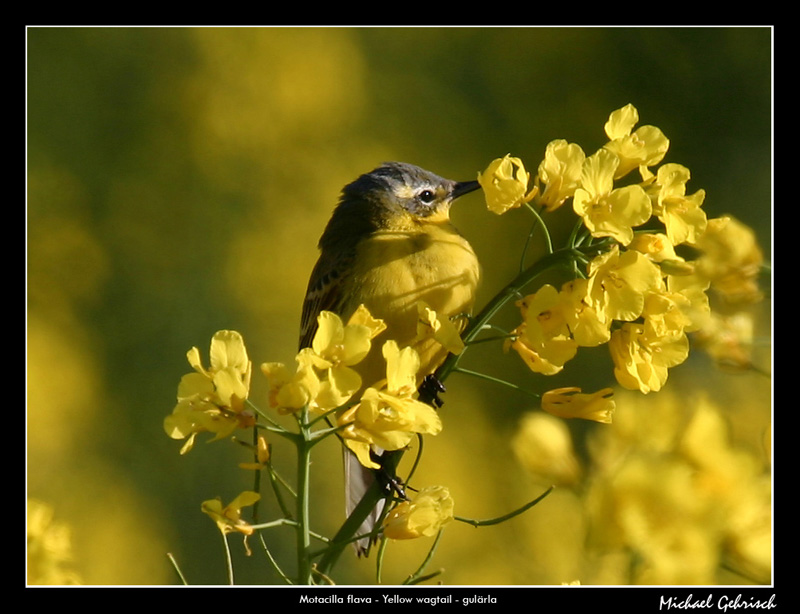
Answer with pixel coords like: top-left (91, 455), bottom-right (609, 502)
top-left (451, 180), bottom-right (481, 200)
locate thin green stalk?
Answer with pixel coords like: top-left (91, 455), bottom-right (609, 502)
top-left (221, 533), bottom-right (235, 585)
top-left (453, 367), bottom-right (541, 399)
top-left (463, 331), bottom-right (515, 347)
top-left (518, 203), bottom-right (552, 274)
top-left (403, 530), bottom-right (446, 585)
top-left (455, 486), bottom-right (554, 528)
top-left (523, 201), bottom-right (554, 254)
top-left (258, 532), bottom-right (294, 585)
top-left (265, 459), bottom-right (296, 520)
top-left (166, 552), bottom-right (189, 585)
top-left (307, 402), bottom-right (356, 429)
top-left (375, 537), bottom-right (389, 584)
top-left (295, 406), bottom-right (313, 584)
top-left (404, 434), bottom-right (424, 487)
top-left (246, 399), bottom-right (290, 433)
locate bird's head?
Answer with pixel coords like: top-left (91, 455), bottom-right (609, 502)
top-left (318, 162), bottom-right (480, 252)
top-left (340, 162), bottom-right (480, 228)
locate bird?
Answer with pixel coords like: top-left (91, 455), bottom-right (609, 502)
top-left (299, 161), bottom-right (481, 554)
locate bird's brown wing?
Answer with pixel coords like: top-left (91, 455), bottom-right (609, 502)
top-left (298, 248), bottom-right (355, 350)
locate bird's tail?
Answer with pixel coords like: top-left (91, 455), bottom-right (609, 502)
top-left (343, 448), bottom-right (385, 556)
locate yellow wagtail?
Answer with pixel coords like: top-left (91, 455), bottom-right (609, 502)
top-left (299, 162), bottom-right (481, 553)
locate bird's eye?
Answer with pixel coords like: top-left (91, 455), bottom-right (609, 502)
top-left (417, 189), bottom-right (435, 204)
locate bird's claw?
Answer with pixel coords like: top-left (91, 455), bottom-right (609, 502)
top-left (418, 374), bottom-right (446, 408)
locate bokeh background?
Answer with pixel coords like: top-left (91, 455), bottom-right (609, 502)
top-left (27, 26), bottom-right (772, 586)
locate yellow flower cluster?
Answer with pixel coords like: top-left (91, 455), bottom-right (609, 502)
top-left (262, 304), bottom-right (386, 414)
top-left (159, 308), bottom-right (458, 550)
top-left (338, 340), bottom-right (443, 470)
top-left (163, 330), bottom-right (254, 454)
top-left (262, 304), bottom-right (449, 471)
top-left (166, 304), bottom-right (461, 545)
top-left (382, 485), bottom-right (454, 540)
top-left (505, 242), bottom-right (699, 397)
top-left (481, 104), bottom-right (764, 397)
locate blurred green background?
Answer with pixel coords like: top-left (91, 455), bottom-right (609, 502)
top-left (27, 26), bottom-right (771, 585)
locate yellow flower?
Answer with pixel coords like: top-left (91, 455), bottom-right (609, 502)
top-left (650, 163), bottom-right (707, 245)
top-left (416, 301), bottom-right (465, 355)
top-left (382, 486), bottom-right (454, 540)
top-left (309, 308), bottom-right (386, 410)
top-left (693, 216), bottom-right (764, 304)
top-left (512, 412), bottom-right (581, 486)
top-left (164, 330), bottom-right (254, 454)
top-left (665, 273), bottom-right (711, 332)
top-left (603, 103), bottom-right (670, 179)
top-left (541, 387), bottom-right (615, 424)
top-left (477, 154), bottom-right (537, 214)
top-left (609, 323), bottom-right (689, 394)
top-left (508, 284), bottom-right (578, 375)
top-left (27, 499), bottom-right (81, 585)
top-left (261, 354), bottom-right (321, 413)
top-left (201, 491), bottom-right (261, 536)
top-left (573, 148), bottom-right (652, 245)
top-left (586, 246), bottom-right (665, 324)
top-left (190, 330), bottom-right (252, 410)
top-left (629, 232), bottom-right (694, 275)
top-left (340, 340), bottom-right (442, 469)
top-left (558, 278), bottom-right (611, 347)
top-left (537, 139), bottom-right (585, 212)
top-left (262, 305), bottom-right (386, 413)
top-left (641, 290), bottom-right (694, 339)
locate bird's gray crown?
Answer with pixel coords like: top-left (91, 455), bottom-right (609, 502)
top-left (342, 162), bottom-right (453, 202)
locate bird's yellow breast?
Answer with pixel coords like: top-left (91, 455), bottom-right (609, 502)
top-left (341, 221), bottom-right (480, 386)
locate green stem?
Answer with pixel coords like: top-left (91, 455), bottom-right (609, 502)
top-left (453, 367), bottom-right (541, 399)
top-left (568, 219), bottom-right (589, 249)
top-left (375, 537), bottom-right (388, 584)
top-left (523, 201), bottom-right (554, 254)
top-left (296, 406), bottom-right (313, 584)
top-left (266, 459), bottom-right (296, 520)
top-left (221, 533), bottom-right (234, 585)
top-left (455, 486), bottom-right (554, 528)
top-left (252, 518), bottom-right (330, 543)
top-left (463, 332), bottom-right (515, 347)
top-left (258, 532), bottom-right (294, 585)
top-left (166, 552), bottom-right (189, 585)
top-left (403, 529), bottom-right (445, 585)
top-left (405, 434), bottom-right (424, 487)
top-left (246, 399), bottom-right (289, 432)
